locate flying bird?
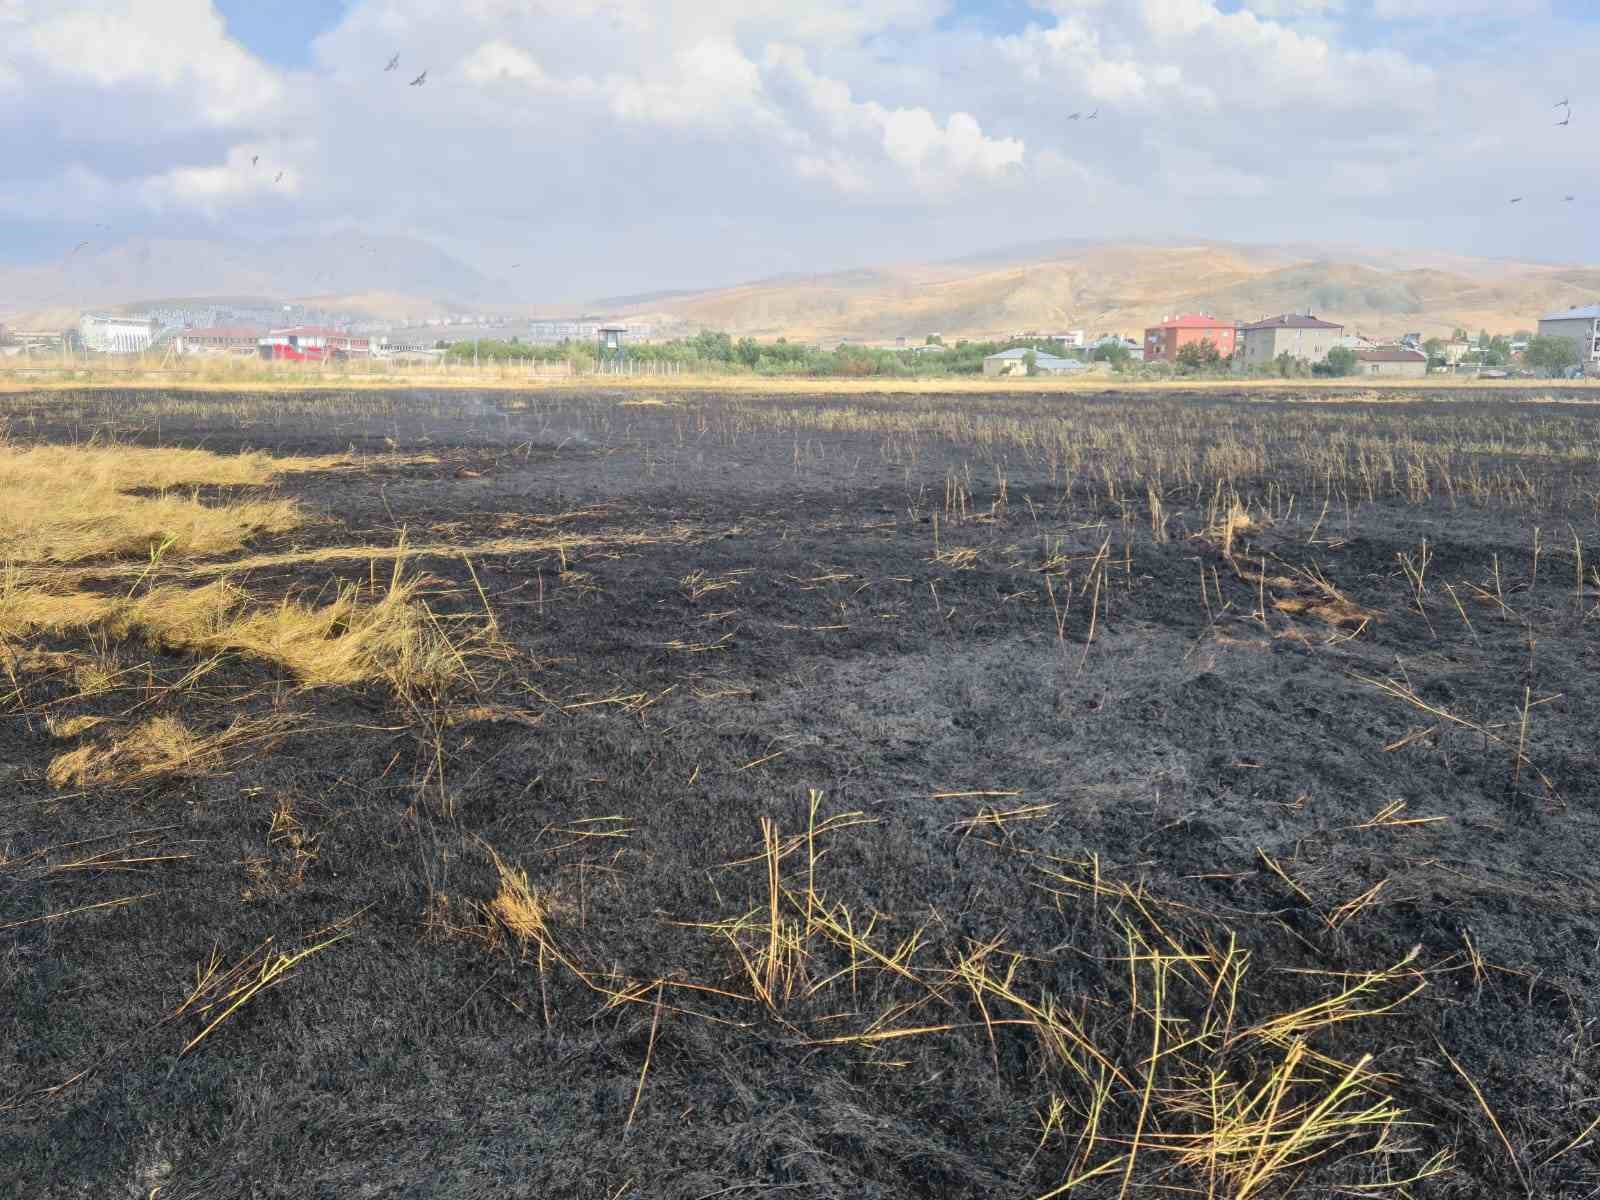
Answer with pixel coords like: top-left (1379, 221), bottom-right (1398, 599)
top-left (1557, 113), bottom-right (1572, 126)
top-left (1067, 111), bottom-right (1081, 120)
top-left (1565, 194), bottom-right (1576, 201)
top-left (274, 170), bottom-right (284, 183)
top-left (385, 54), bottom-right (400, 71)
top-left (251, 154), bottom-right (259, 167)
top-left (1087, 109), bottom-right (1098, 119)
top-left (70, 241), bottom-right (89, 255)
top-left (410, 70), bottom-right (427, 86)
top-left (1510, 196), bottom-right (1523, 203)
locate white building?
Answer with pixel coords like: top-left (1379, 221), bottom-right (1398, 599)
top-left (1352, 348), bottom-right (1428, 378)
top-left (1537, 304), bottom-right (1600, 375)
top-left (79, 313), bottom-right (155, 354)
top-left (982, 348), bottom-right (1091, 377)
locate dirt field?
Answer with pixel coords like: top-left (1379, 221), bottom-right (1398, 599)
top-left (3, 385), bottom-right (1599, 1198)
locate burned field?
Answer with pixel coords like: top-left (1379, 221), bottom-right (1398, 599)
top-left (3, 384), bottom-right (1600, 1198)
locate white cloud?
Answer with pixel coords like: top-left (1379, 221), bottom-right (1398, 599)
top-left (2, 0), bottom-right (1599, 295)
top-left (12, 0), bottom-right (282, 127)
top-left (461, 41), bottom-right (546, 85)
top-left (139, 144), bottom-right (304, 215)
top-left (608, 38), bottom-right (768, 130)
top-left (764, 44), bottom-right (1024, 193)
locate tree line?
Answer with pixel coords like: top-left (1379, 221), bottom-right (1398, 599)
top-left (442, 331), bottom-right (1099, 377)
top-left (442, 326), bottom-right (1585, 378)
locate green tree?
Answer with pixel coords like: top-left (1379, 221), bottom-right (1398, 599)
top-left (1090, 341), bottom-right (1131, 367)
top-left (1023, 349), bottom-right (1039, 377)
top-left (1176, 338), bottom-right (1222, 371)
top-left (1314, 346), bottom-right (1358, 377)
top-left (691, 330), bottom-right (735, 363)
top-left (735, 336), bottom-right (760, 368)
top-left (1523, 335), bottom-right (1580, 376)
top-left (1273, 351), bottom-right (1307, 378)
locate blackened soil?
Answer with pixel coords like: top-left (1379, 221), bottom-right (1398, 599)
top-left (3, 387), bottom-right (1600, 1198)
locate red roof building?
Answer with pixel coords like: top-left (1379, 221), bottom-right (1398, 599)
top-left (1143, 313), bottom-right (1237, 363)
top-left (258, 326), bottom-right (372, 361)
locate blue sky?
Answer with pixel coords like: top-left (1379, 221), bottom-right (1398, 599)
top-left (215, 0), bottom-right (348, 67)
top-left (3, 0), bottom-right (1599, 296)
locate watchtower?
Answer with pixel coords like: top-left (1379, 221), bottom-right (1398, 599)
top-left (597, 324), bottom-right (628, 367)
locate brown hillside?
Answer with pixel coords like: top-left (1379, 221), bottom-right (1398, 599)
top-left (619, 242), bottom-right (1598, 342)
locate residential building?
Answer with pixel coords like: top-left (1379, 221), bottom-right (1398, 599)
top-left (1353, 348), bottom-right (1428, 378)
top-left (1536, 304), bottom-right (1600, 375)
top-left (175, 326), bottom-right (263, 355)
top-left (1011, 329), bottom-right (1085, 349)
top-left (1086, 335), bottom-right (1144, 362)
top-left (1238, 314), bottom-right (1344, 367)
top-left (258, 327), bottom-right (372, 361)
top-left (1143, 314), bottom-right (1237, 363)
top-left (79, 313), bottom-right (155, 354)
top-left (982, 348), bottom-right (1090, 376)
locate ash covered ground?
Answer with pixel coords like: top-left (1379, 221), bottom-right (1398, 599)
top-left (3, 385), bottom-right (1599, 1198)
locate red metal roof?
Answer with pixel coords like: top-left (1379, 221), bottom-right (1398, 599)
top-left (1148, 313), bottom-right (1234, 330)
top-left (1241, 314), bottom-right (1343, 331)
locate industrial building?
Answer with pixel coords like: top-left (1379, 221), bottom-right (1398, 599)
top-left (1536, 304), bottom-right (1600, 375)
top-left (1143, 314), bottom-right (1237, 363)
top-left (1238, 314), bottom-right (1344, 367)
top-left (79, 313), bottom-right (155, 354)
top-left (258, 327), bottom-right (372, 361)
top-left (175, 327), bottom-right (263, 355)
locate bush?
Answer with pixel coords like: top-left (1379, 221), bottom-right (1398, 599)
top-left (1314, 347), bottom-right (1358, 377)
top-left (1523, 335), bottom-right (1580, 377)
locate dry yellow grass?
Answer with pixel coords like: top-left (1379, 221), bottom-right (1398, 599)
top-left (0, 442), bottom-right (338, 564)
top-left (2, 563), bottom-right (495, 695)
top-left (44, 713), bottom-right (291, 789)
top-left (173, 920), bottom-right (352, 1056)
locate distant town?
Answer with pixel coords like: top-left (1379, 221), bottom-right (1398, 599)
top-left (1, 299), bottom-right (1595, 380)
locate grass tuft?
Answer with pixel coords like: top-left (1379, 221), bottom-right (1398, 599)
top-left (44, 713), bottom-right (293, 789)
top-left (0, 441), bottom-right (323, 564)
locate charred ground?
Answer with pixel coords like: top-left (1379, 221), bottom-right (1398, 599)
top-left (3, 385), bottom-right (1599, 1198)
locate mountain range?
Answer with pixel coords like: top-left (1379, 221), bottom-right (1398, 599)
top-left (4, 234), bottom-right (1597, 341)
top-left (612, 241), bottom-right (1600, 342)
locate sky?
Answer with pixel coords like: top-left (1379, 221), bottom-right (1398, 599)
top-left (2, 0), bottom-right (1598, 302)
